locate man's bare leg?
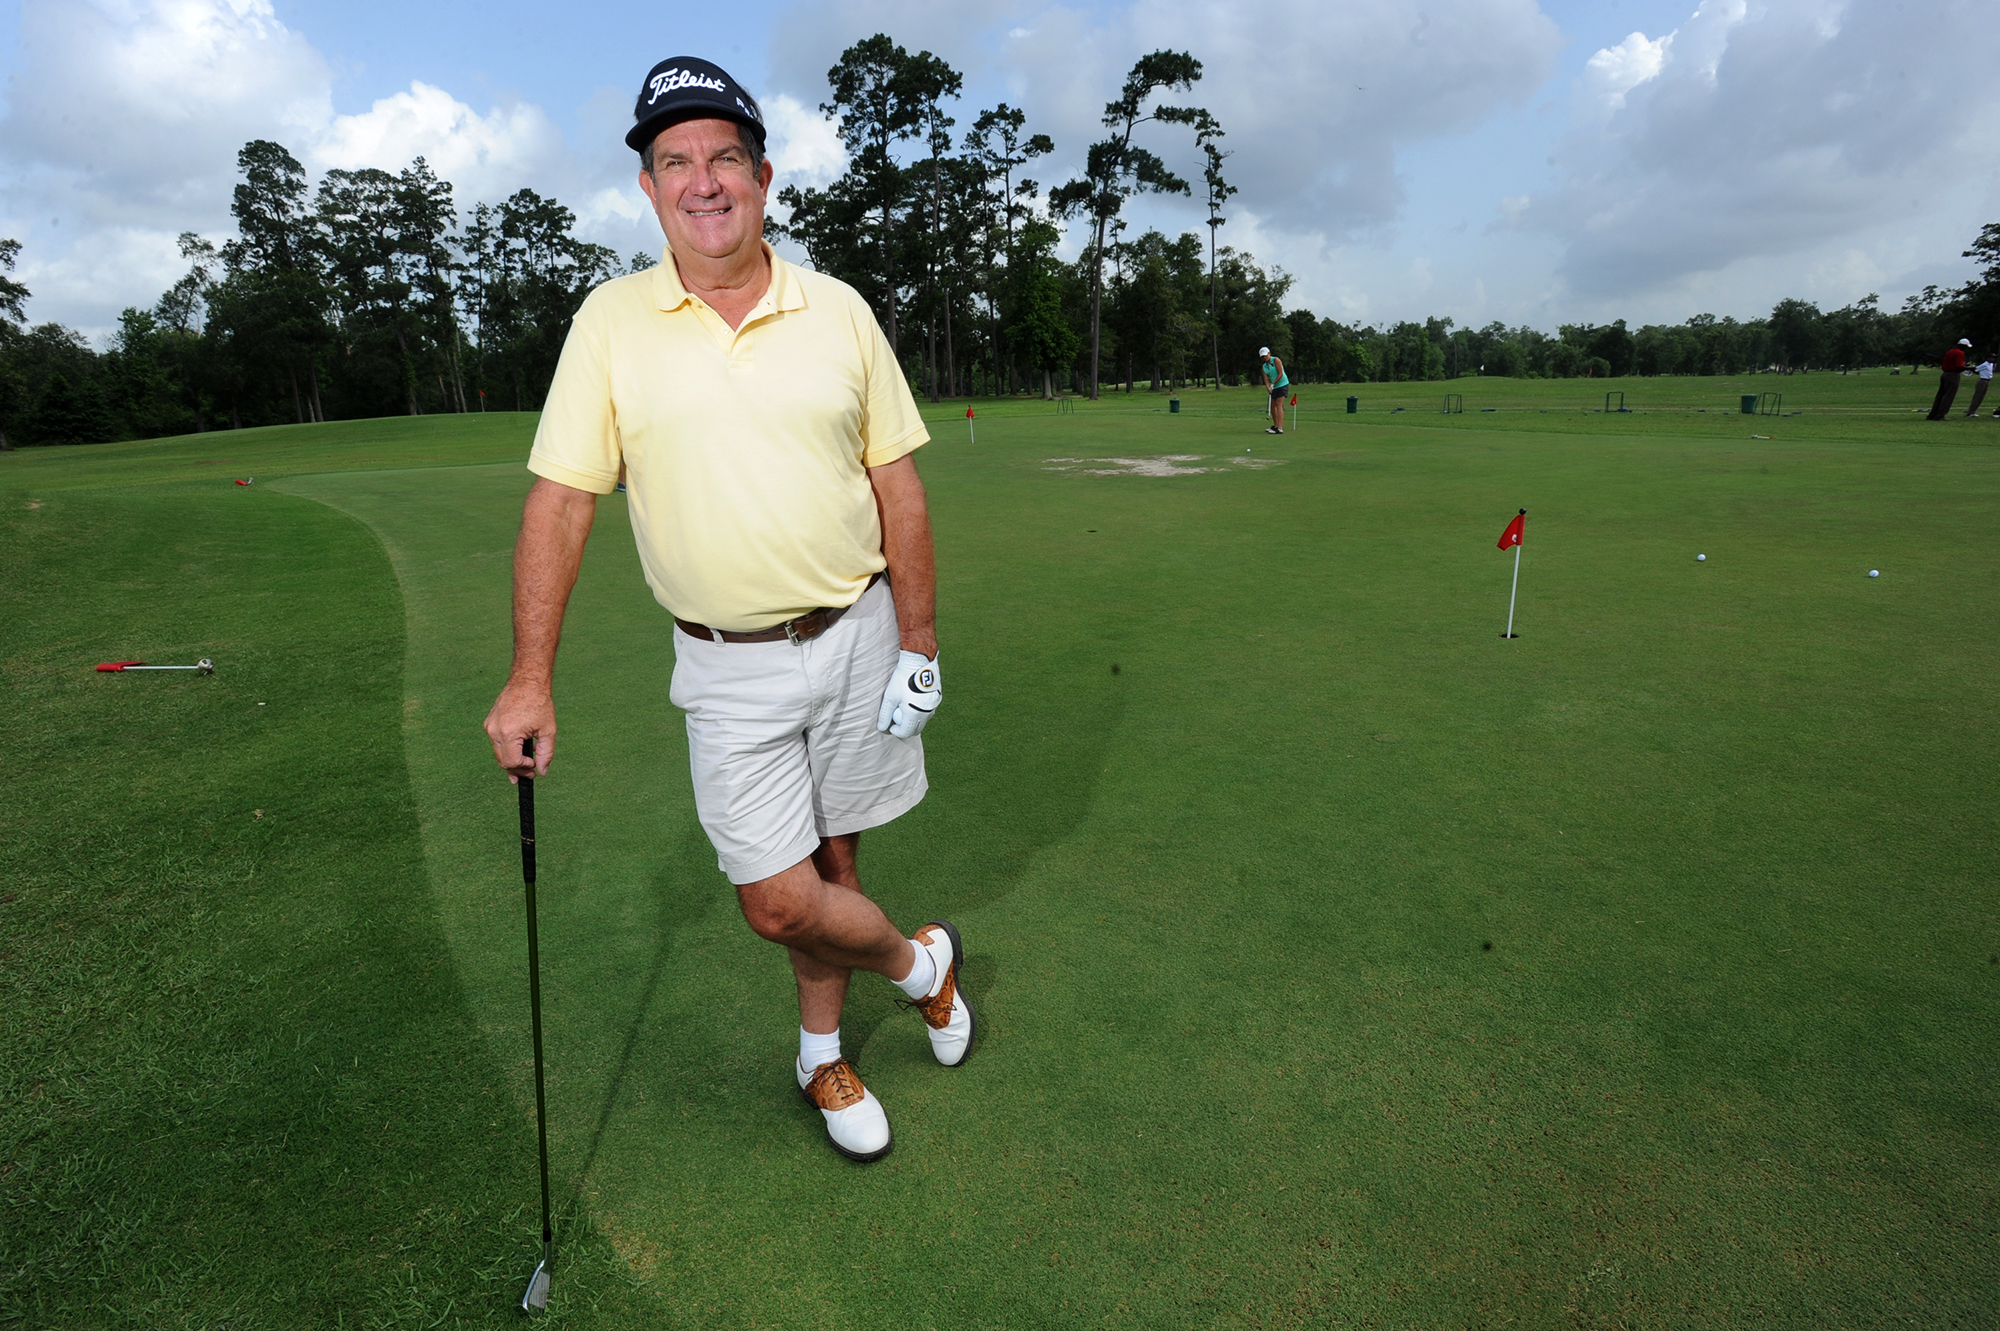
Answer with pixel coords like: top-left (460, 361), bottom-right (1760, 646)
top-left (748, 834), bottom-right (910, 1160)
top-left (735, 833), bottom-right (914, 1036)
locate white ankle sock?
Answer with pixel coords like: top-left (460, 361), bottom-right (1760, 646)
top-left (893, 938), bottom-right (935, 999)
top-left (800, 1026), bottom-right (841, 1071)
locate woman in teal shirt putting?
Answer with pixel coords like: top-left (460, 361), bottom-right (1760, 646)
top-left (1260, 347), bottom-right (1289, 434)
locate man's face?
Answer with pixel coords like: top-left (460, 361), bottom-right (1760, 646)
top-left (637, 118), bottom-right (774, 266)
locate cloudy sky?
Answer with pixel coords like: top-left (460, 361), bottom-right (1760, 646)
top-left (2, 0), bottom-right (1996, 342)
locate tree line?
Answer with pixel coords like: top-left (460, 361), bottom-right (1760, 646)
top-left (0, 141), bottom-right (643, 449)
top-left (4, 34), bottom-right (1999, 448)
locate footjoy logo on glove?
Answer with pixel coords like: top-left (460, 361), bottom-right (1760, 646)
top-left (915, 668), bottom-right (937, 690)
top-left (648, 68), bottom-right (728, 104)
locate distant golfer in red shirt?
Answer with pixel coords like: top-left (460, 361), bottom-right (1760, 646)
top-left (1927, 338), bottom-right (1971, 419)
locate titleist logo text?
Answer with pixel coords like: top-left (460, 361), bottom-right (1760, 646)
top-left (649, 68), bottom-right (727, 104)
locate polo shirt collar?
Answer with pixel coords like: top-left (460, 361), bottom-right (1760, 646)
top-left (652, 241), bottom-right (806, 316)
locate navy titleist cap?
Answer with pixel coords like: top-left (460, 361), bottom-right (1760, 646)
top-left (627, 57), bottom-right (766, 153)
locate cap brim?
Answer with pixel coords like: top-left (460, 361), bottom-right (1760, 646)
top-left (627, 107), bottom-right (767, 153)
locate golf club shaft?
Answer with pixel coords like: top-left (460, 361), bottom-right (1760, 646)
top-left (520, 741), bottom-right (553, 1262)
top-left (117, 664), bottom-right (204, 670)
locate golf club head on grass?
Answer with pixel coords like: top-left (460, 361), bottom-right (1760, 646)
top-left (522, 1256), bottom-right (550, 1314)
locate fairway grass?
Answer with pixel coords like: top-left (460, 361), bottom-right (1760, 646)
top-left (4, 378), bottom-right (1998, 1327)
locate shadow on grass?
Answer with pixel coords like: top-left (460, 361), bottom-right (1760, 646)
top-left (871, 645), bottom-right (1130, 928)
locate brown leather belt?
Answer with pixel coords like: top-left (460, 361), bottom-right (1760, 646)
top-left (676, 573), bottom-right (881, 645)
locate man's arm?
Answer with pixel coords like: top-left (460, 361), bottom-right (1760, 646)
top-left (483, 477), bottom-right (598, 781)
top-left (868, 453), bottom-right (937, 658)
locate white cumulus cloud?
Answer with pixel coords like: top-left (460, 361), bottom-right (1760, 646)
top-left (763, 92), bottom-right (846, 191)
top-left (2, 0), bottom-right (331, 222)
top-left (0, 0), bottom-right (630, 335)
top-left (1583, 31), bottom-right (1669, 111)
top-left (1524, 0), bottom-right (2000, 302)
top-left (764, 0), bottom-right (1562, 235)
top-left (311, 81), bottom-right (568, 205)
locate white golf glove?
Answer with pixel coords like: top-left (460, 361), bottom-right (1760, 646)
top-left (877, 650), bottom-right (941, 739)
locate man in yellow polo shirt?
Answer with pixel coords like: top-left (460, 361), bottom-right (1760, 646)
top-left (482, 57), bottom-right (972, 1163)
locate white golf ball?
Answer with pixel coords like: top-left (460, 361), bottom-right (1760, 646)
top-left (1697, 553), bottom-right (1706, 561)
top-left (1869, 569), bottom-right (1880, 578)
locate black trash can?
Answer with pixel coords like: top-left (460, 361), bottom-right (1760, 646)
top-left (1346, 395), bottom-right (1359, 414)
top-left (1169, 397), bottom-right (1180, 414)
top-left (1740, 394), bottom-right (1758, 415)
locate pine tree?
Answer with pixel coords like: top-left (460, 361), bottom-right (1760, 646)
top-left (1049, 52), bottom-right (1205, 400)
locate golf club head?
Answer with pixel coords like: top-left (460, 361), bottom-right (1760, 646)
top-left (196, 658), bottom-right (214, 675)
top-left (521, 1259), bottom-right (550, 1314)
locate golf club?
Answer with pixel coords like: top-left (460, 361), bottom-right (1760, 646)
top-left (518, 736), bottom-right (554, 1315)
top-left (95, 658), bottom-right (214, 673)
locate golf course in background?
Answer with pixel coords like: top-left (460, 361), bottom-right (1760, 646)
top-left (4, 375), bottom-right (1997, 1327)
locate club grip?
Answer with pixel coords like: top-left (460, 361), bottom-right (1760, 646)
top-left (518, 737), bottom-right (536, 884)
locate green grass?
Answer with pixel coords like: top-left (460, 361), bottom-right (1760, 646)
top-left (4, 376), bottom-right (1998, 1327)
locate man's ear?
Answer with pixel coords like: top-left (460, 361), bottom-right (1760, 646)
top-left (638, 167), bottom-right (659, 207)
top-left (758, 158), bottom-right (775, 193)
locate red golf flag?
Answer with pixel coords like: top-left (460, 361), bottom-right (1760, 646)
top-left (1498, 510), bottom-right (1525, 550)
top-left (966, 406), bottom-right (975, 418)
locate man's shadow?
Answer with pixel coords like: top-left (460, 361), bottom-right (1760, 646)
top-left (872, 622), bottom-right (1130, 918)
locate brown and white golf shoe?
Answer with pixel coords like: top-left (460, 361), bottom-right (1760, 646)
top-left (906, 920), bottom-right (975, 1066)
top-left (797, 1057), bottom-right (892, 1162)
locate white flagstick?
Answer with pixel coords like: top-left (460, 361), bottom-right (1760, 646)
top-left (1504, 541), bottom-right (1521, 638)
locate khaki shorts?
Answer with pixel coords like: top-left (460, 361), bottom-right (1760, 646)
top-left (669, 577), bottom-right (927, 884)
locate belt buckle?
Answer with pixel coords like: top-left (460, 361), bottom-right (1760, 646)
top-left (783, 617), bottom-right (802, 646)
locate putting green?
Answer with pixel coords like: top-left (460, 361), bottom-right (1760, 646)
top-left (6, 379), bottom-right (1999, 1326)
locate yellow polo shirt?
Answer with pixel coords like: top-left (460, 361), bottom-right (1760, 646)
top-left (527, 244), bottom-right (929, 631)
